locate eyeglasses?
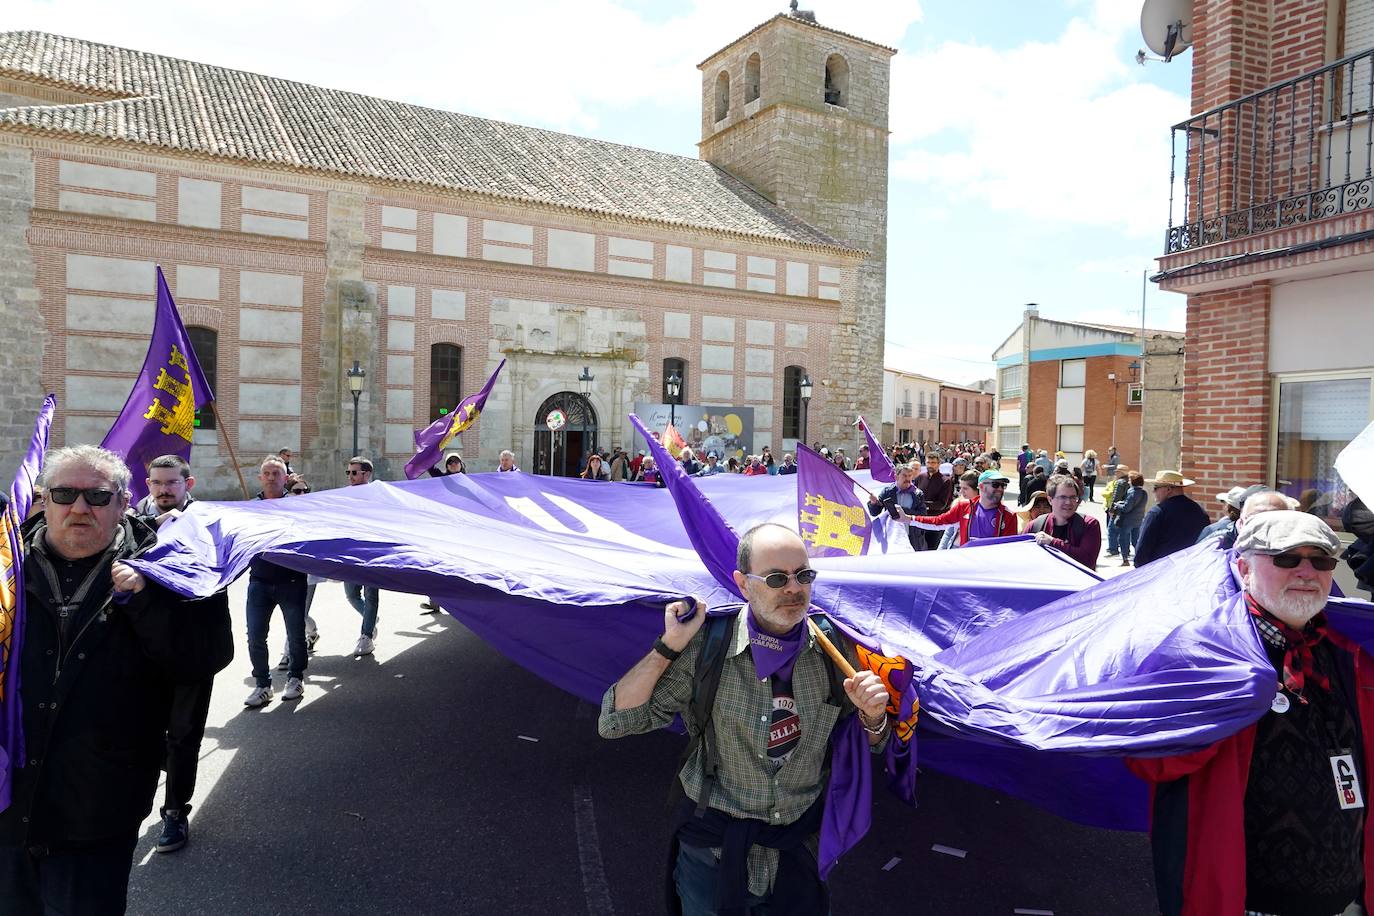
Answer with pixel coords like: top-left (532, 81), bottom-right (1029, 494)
top-left (46, 487), bottom-right (116, 507)
top-left (745, 569), bottom-right (819, 589)
top-left (290, 488), bottom-right (310, 495)
top-left (1270, 553), bottom-right (1339, 572)
top-left (1051, 494), bottom-right (1081, 502)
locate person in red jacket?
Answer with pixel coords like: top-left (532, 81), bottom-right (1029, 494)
top-left (1025, 474), bottom-right (1102, 569)
top-left (909, 469), bottom-right (1018, 546)
top-left (1127, 511), bottom-right (1374, 916)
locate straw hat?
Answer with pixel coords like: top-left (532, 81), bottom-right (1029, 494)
top-left (1015, 490), bottom-right (1052, 520)
top-left (1146, 470), bottom-right (1195, 487)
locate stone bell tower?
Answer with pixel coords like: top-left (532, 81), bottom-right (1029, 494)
top-left (698, 11), bottom-right (894, 442)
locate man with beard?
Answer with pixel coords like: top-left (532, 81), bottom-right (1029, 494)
top-left (599, 524), bottom-right (890, 913)
top-left (910, 469), bottom-right (1018, 547)
top-left (913, 454), bottom-right (954, 550)
top-left (1128, 512), bottom-right (1374, 916)
top-left (131, 454), bottom-right (195, 526)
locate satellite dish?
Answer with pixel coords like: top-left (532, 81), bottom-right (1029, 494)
top-left (1140, 0), bottom-right (1192, 62)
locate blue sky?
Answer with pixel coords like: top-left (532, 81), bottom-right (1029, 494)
top-left (12, 0), bottom-right (1194, 384)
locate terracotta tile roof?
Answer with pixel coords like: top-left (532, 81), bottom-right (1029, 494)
top-left (0, 31), bottom-right (855, 252)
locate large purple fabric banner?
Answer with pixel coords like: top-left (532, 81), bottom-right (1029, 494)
top-left (101, 267), bottom-right (214, 503)
top-left (122, 471), bottom-right (1374, 830)
top-left (1, 394), bottom-right (56, 812)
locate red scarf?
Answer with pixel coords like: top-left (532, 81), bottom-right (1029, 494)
top-left (1245, 593), bottom-right (1331, 700)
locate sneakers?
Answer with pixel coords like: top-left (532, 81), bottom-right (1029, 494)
top-left (244, 685), bottom-right (274, 707)
top-left (277, 650), bottom-right (290, 670)
top-left (155, 810), bottom-right (189, 853)
top-left (305, 630), bottom-right (320, 652)
top-left (282, 677), bottom-right (304, 701)
top-left (419, 601), bottom-right (440, 613)
top-left (353, 635), bottom-right (375, 656)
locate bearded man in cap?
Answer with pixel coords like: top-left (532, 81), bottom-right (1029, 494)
top-left (1128, 511), bottom-right (1374, 916)
top-left (1133, 470), bottom-right (1210, 567)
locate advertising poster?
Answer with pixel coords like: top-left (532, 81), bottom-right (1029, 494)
top-left (631, 402), bottom-right (755, 460)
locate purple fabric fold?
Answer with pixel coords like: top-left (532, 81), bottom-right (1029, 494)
top-left (856, 416), bottom-right (895, 483)
top-left (101, 267), bottom-right (214, 503)
top-left (404, 358), bottom-right (506, 480)
top-left (818, 714), bottom-right (871, 878)
top-left (1, 394), bottom-right (56, 812)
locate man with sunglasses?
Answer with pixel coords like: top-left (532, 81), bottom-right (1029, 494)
top-left (1, 445), bottom-right (232, 914)
top-left (1129, 511), bottom-right (1374, 916)
top-left (343, 457), bottom-right (382, 656)
top-left (909, 469), bottom-right (1018, 547)
top-left (599, 523), bottom-right (891, 913)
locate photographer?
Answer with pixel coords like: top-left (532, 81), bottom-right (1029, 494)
top-left (866, 464), bottom-right (927, 551)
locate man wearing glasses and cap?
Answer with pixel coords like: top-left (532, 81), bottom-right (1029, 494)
top-left (909, 469), bottom-right (1019, 547)
top-left (1133, 470), bottom-right (1211, 568)
top-left (1129, 511), bottom-right (1374, 916)
top-left (1, 445), bottom-right (232, 913)
top-left (599, 524), bottom-right (891, 914)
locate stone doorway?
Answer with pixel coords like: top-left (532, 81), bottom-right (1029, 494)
top-left (533, 391), bottom-right (598, 476)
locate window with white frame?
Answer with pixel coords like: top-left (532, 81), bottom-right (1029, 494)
top-left (1274, 372), bottom-right (1373, 533)
top-left (999, 364), bottom-right (1023, 396)
top-left (1060, 359), bottom-right (1086, 388)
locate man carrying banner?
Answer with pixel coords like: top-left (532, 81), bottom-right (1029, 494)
top-left (344, 457), bottom-right (382, 657)
top-left (0, 445), bottom-right (231, 913)
top-left (866, 464), bottom-right (927, 551)
top-left (909, 469), bottom-right (1019, 546)
top-left (599, 523), bottom-right (891, 915)
top-left (1128, 512), bottom-right (1374, 916)
top-left (244, 455), bottom-right (308, 707)
top-left (129, 455), bottom-right (214, 853)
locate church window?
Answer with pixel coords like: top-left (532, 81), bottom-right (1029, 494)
top-left (824, 54), bottom-right (849, 107)
top-left (187, 325), bottom-right (217, 430)
top-left (714, 70), bottom-right (731, 121)
top-left (745, 53), bottom-right (761, 103)
top-left (430, 343), bottom-right (463, 422)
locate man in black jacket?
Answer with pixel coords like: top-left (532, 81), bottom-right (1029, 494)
top-left (1134, 469), bottom-right (1211, 567)
top-left (866, 464), bottom-right (927, 551)
top-left (1, 444), bottom-right (233, 915)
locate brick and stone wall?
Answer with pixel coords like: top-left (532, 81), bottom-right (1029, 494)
top-left (0, 145), bottom-right (46, 478)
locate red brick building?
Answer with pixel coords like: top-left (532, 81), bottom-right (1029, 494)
top-left (1155, 0), bottom-right (1374, 534)
top-left (938, 382), bottom-right (994, 447)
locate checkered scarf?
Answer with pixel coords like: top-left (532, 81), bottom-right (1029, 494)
top-left (1246, 592), bottom-right (1331, 701)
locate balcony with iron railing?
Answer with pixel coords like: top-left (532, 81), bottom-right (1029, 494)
top-left (1165, 46), bottom-right (1374, 254)
top-left (897, 404), bottom-right (913, 418)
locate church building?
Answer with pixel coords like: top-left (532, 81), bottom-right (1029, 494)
top-left (0, 12), bottom-right (892, 493)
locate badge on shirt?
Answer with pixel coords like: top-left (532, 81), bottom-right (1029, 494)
top-left (1270, 691), bottom-right (1290, 714)
top-left (1330, 754), bottom-right (1365, 810)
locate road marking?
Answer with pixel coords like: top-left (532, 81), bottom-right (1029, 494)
top-left (931, 843), bottom-right (967, 858)
top-left (573, 786), bottom-right (615, 916)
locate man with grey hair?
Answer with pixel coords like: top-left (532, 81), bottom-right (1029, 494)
top-left (1129, 511), bottom-right (1374, 916)
top-left (244, 454), bottom-right (309, 706)
top-left (0, 445), bottom-right (232, 912)
top-left (498, 449), bottom-right (519, 472)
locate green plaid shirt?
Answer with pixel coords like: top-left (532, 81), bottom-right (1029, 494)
top-left (599, 610), bottom-right (885, 896)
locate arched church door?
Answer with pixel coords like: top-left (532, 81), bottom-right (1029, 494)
top-left (533, 391), bottom-right (598, 476)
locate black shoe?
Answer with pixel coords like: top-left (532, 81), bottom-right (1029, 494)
top-left (156, 810), bottom-right (189, 853)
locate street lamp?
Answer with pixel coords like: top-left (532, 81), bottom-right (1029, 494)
top-left (578, 365), bottom-right (594, 395)
top-left (346, 359), bottom-right (366, 457)
top-left (1128, 360), bottom-right (1141, 383)
top-left (666, 370), bottom-right (682, 428)
top-left (799, 374), bottom-right (813, 446)
top-left (577, 366), bottom-right (594, 475)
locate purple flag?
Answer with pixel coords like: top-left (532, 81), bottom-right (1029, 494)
top-left (856, 416), bottom-right (895, 483)
top-left (629, 413), bottom-right (741, 596)
top-left (101, 268), bottom-right (214, 503)
top-left (1, 394), bottom-right (56, 812)
top-left (405, 359), bottom-right (506, 480)
top-left (796, 444), bottom-right (872, 558)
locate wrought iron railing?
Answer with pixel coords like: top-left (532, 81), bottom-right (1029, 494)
top-left (1165, 46), bottom-right (1374, 253)
top-left (897, 405), bottom-right (913, 418)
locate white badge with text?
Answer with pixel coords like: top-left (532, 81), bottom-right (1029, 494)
top-left (1331, 754), bottom-right (1365, 810)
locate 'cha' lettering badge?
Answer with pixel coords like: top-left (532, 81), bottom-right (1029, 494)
top-left (1270, 691), bottom-right (1290, 714)
top-left (1330, 754), bottom-right (1365, 810)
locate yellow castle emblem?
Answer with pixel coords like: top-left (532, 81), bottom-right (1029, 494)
top-left (800, 493), bottom-right (867, 556)
top-left (141, 344), bottom-right (196, 443)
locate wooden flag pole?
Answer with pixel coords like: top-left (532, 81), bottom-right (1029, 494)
top-left (208, 402), bottom-right (252, 500)
top-left (807, 617), bottom-right (856, 679)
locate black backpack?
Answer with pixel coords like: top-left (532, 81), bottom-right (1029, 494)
top-left (669, 609), bottom-right (848, 817)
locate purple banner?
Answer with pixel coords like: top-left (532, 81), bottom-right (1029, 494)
top-left (796, 443), bottom-right (872, 558)
top-left (405, 358), bottom-right (506, 480)
top-left (857, 416), bottom-right (895, 483)
top-left (101, 267), bottom-right (214, 502)
top-left (1, 394), bottom-right (56, 812)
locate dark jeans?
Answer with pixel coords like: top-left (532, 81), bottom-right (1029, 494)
top-left (1, 833), bottom-right (138, 916)
top-left (923, 528), bottom-right (943, 551)
top-left (344, 583), bottom-right (380, 637)
top-left (675, 842), bottom-right (771, 916)
top-left (1119, 523), bottom-right (1141, 561)
top-left (163, 679), bottom-right (214, 815)
top-left (1084, 475), bottom-right (1097, 501)
top-left (246, 577), bottom-right (308, 686)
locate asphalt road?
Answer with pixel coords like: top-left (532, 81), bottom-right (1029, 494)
top-left (124, 580), bottom-right (1157, 916)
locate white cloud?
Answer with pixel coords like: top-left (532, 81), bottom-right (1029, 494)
top-left (889, 5), bottom-right (1188, 239)
top-left (7, 1), bottom-right (921, 134)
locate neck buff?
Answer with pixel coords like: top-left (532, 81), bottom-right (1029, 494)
top-left (748, 610), bottom-right (806, 682)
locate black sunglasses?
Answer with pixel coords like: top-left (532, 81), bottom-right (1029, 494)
top-left (1271, 553), bottom-right (1338, 572)
top-left (290, 488), bottom-right (310, 495)
top-left (985, 481), bottom-right (1008, 489)
top-left (346, 469), bottom-right (366, 476)
top-left (46, 487), bottom-right (117, 507)
top-left (746, 569), bottom-right (819, 589)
